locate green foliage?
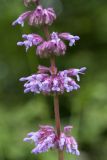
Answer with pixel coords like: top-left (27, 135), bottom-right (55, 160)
top-left (0, 0), bottom-right (107, 160)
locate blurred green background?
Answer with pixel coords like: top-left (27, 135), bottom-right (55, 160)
top-left (0, 0), bottom-right (107, 160)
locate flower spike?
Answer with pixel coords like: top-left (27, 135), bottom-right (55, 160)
top-left (13, 0), bottom-right (87, 159)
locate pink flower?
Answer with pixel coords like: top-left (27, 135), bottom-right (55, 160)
top-left (17, 34), bottom-right (43, 51)
top-left (36, 39), bottom-right (66, 57)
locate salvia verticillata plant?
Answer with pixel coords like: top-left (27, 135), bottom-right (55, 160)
top-left (12, 0), bottom-right (86, 159)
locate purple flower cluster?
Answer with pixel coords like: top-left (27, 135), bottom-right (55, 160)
top-left (12, 5), bottom-right (56, 27)
top-left (17, 34), bottom-right (43, 51)
top-left (36, 32), bottom-right (66, 57)
top-left (17, 32), bottom-right (80, 57)
top-left (24, 125), bottom-right (80, 155)
top-left (20, 67), bottom-right (86, 94)
top-left (24, 125), bottom-right (56, 153)
top-left (59, 126), bottom-right (80, 155)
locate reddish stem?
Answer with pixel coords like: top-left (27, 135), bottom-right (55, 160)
top-left (43, 25), bottom-right (50, 40)
top-left (54, 95), bottom-right (61, 137)
top-left (43, 25), bottom-right (64, 160)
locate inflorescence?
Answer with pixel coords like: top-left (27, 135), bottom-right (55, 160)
top-left (13, 0), bottom-right (86, 158)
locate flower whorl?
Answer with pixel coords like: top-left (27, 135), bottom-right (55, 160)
top-left (12, 5), bottom-right (56, 27)
top-left (17, 32), bottom-right (80, 57)
top-left (20, 67), bottom-right (86, 95)
top-left (24, 125), bottom-right (80, 155)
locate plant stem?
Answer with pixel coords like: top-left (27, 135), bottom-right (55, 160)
top-left (54, 95), bottom-right (64, 160)
top-left (43, 25), bottom-right (50, 40)
top-left (58, 150), bottom-right (64, 160)
top-left (43, 25), bottom-right (64, 160)
top-left (54, 95), bottom-right (61, 137)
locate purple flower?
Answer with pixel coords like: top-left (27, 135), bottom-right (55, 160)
top-left (59, 32), bottom-right (80, 46)
top-left (12, 11), bottom-right (31, 27)
top-left (59, 126), bottom-right (80, 156)
top-left (67, 67), bottom-right (86, 81)
top-left (12, 5), bottom-right (56, 27)
top-left (59, 67), bottom-right (86, 81)
top-left (20, 74), bottom-right (48, 93)
top-left (59, 133), bottom-right (80, 155)
top-left (42, 8), bottom-right (56, 25)
top-left (20, 67), bottom-right (86, 94)
top-left (24, 125), bottom-right (56, 154)
top-left (17, 34), bottom-right (43, 51)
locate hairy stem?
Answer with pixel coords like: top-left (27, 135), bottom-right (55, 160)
top-left (43, 25), bottom-right (64, 160)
